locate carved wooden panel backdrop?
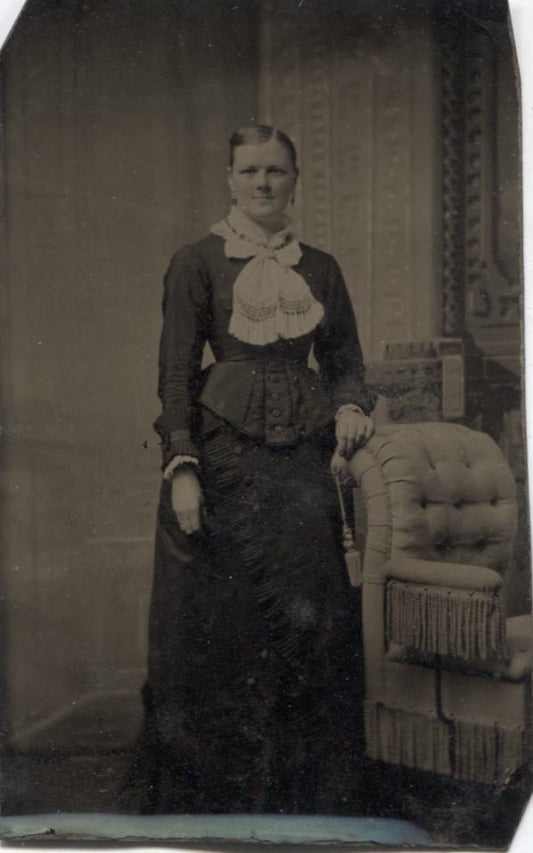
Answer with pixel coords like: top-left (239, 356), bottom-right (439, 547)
top-left (438, 4), bottom-right (527, 612)
top-left (440, 5), bottom-right (521, 374)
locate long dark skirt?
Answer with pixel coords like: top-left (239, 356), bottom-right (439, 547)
top-left (128, 410), bottom-right (364, 815)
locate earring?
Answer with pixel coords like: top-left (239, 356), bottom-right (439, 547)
top-left (230, 190), bottom-right (237, 204)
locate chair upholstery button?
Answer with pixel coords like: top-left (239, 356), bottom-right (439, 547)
top-left (454, 500), bottom-right (462, 509)
top-left (274, 425), bottom-right (283, 433)
top-left (491, 497), bottom-right (498, 506)
top-left (420, 498), bottom-right (427, 508)
top-left (270, 392), bottom-right (279, 399)
top-left (272, 408), bottom-right (281, 416)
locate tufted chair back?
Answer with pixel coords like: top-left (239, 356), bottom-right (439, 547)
top-left (348, 422), bottom-right (530, 786)
top-left (351, 421), bottom-right (517, 581)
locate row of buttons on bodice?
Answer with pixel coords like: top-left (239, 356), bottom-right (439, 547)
top-left (263, 360), bottom-right (300, 444)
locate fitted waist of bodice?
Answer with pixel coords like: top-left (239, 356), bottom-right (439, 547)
top-left (198, 355), bottom-right (335, 444)
top-left (217, 352), bottom-right (304, 361)
top-left (209, 332), bottom-right (313, 365)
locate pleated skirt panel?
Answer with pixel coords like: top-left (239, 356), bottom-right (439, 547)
top-left (127, 409), bottom-right (364, 815)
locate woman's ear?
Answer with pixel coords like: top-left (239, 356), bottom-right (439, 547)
top-left (292, 168), bottom-right (299, 192)
top-left (226, 165), bottom-right (234, 193)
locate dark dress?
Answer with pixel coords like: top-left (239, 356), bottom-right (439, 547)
top-left (130, 233), bottom-right (375, 815)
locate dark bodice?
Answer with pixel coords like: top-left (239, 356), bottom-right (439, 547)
top-left (154, 233), bottom-right (375, 465)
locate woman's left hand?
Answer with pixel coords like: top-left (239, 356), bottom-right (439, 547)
top-left (334, 409), bottom-right (374, 461)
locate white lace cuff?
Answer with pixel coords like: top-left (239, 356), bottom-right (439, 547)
top-left (163, 455), bottom-right (200, 481)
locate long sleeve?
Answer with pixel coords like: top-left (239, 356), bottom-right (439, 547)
top-left (313, 255), bottom-right (376, 415)
top-left (153, 246), bottom-right (210, 468)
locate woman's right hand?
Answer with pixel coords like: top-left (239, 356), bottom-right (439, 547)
top-left (171, 467), bottom-right (204, 534)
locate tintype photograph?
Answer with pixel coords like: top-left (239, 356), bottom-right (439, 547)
top-left (0, 0), bottom-right (531, 849)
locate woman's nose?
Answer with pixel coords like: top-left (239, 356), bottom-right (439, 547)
top-left (255, 170), bottom-right (271, 189)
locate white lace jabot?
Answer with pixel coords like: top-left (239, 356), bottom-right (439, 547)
top-left (211, 207), bottom-right (324, 346)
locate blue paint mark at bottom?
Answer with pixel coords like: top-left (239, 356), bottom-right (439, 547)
top-left (0, 813), bottom-right (434, 845)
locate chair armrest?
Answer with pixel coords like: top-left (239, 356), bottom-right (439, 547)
top-left (382, 557), bottom-right (502, 592)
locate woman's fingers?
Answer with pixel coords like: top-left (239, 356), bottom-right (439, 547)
top-left (336, 411), bottom-right (375, 459)
top-left (330, 450), bottom-right (343, 475)
top-left (364, 417), bottom-right (375, 441)
top-left (354, 418), bottom-right (368, 446)
top-left (177, 511), bottom-right (192, 534)
top-left (330, 450), bottom-right (351, 482)
top-left (190, 503), bottom-right (202, 532)
top-left (171, 467), bottom-right (204, 534)
top-left (343, 425), bottom-right (358, 459)
top-left (177, 508), bottom-right (201, 534)
top-left (336, 421), bottom-right (357, 458)
top-left (176, 497), bottom-right (202, 534)
top-left (336, 433), bottom-right (348, 459)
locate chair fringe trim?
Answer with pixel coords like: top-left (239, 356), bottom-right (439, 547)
top-left (365, 702), bottom-right (528, 785)
top-left (454, 719), bottom-right (529, 786)
top-left (386, 581), bottom-right (507, 660)
top-left (364, 701), bottom-right (452, 777)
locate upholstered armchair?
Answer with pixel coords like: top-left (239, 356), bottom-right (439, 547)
top-left (348, 422), bottom-right (531, 786)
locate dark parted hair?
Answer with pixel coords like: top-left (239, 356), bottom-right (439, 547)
top-left (228, 125), bottom-right (298, 173)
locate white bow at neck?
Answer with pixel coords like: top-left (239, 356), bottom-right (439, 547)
top-left (211, 207), bottom-right (324, 346)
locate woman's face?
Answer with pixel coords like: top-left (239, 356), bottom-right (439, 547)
top-left (228, 138), bottom-right (297, 230)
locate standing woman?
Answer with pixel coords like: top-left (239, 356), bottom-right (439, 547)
top-left (134, 125), bottom-right (375, 815)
